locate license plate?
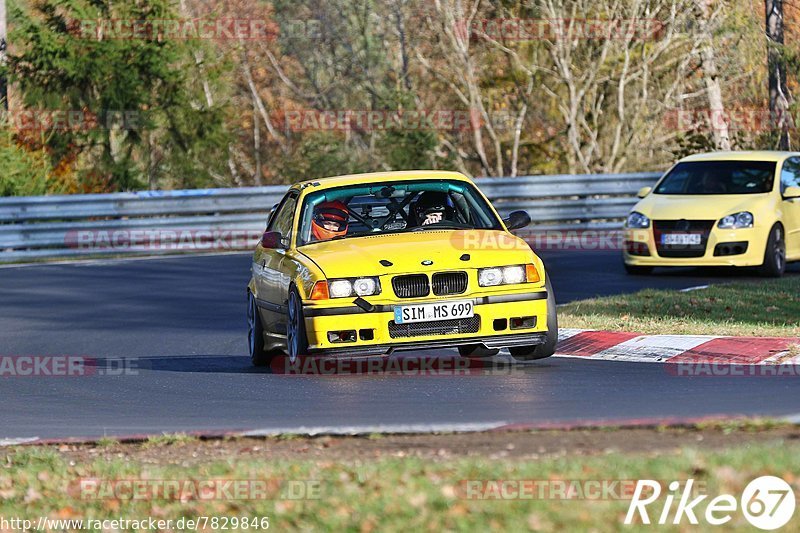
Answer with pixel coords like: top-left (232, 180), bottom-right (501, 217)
top-left (662, 233), bottom-right (702, 245)
top-left (394, 300), bottom-right (474, 324)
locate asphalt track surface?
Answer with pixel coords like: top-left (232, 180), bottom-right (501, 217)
top-left (1, 251), bottom-right (799, 441)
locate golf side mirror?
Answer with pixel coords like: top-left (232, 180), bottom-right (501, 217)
top-left (637, 186), bottom-right (652, 198)
top-left (503, 210), bottom-right (532, 231)
top-left (784, 186), bottom-right (800, 199)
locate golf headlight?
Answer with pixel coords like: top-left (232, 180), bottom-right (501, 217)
top-left (478, 265), bottom-right (532, 287)
top-left (626, 211), bottom-right (650, 229)
top-left (718, 211), bottom-right (754, 229)
top-left (328, 277), bottom-right (381, 298)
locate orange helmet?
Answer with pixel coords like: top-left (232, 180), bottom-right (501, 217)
top-left (311, 200), bottom-right (349, 241)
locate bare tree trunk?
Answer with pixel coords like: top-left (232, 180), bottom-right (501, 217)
top-left (252, 97), bottom-right (262, 185)
top-left (694, 0), bottom-right (730, 150)
top-left (765, 0), bottom-right (790, 149)
top-left (0, 0), bottom-right (7, 110)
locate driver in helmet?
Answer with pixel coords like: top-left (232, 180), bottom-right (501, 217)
top-left (311, 200), bottom-right (350, 242)
top-left (413, 191), bottom-right (453, 227)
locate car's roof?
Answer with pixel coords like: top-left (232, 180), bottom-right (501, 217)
top-left (292, 170), bottom-right (473, 191)
top-left (679, 150), bottom-right (800, 163)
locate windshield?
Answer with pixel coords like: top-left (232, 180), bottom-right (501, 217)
top-left (654, 161), bottom-right (776, 195)
top-left (297, 179), bottom-right (503, 246)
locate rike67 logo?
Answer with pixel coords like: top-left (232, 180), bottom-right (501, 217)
top-left (625, 476), bottom-right (796, 530)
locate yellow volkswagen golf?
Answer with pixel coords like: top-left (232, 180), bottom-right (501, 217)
top-left (247, 171), bottom-right (557, 365)
top-left (623, 151), bottom-right (800, 277)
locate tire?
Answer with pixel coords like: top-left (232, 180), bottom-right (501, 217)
top-left (248, 290), bottom-right (274, 366)
top-left (624, 262), bottom-right (654, 275)
top-left (286, 287), bottom-right (310, 363)
top-left (758, 224), bottom-right (786, 278)
top-left (457, 345), bottom-right (500, 358)
top-left (509, 277), bottom-right (558, 361)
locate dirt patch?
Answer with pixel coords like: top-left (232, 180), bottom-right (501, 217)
top-left (49, 426), bottom-right (800, 466)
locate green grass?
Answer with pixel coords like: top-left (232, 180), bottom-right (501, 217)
top-left (559, 277), bottom-right (800, 337)
top-left (2, 441), bottom-right (799, 531)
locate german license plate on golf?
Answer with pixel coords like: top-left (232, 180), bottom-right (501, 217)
top-left (394, 300), bottom-right (473, 324)
top-left (662, 233), bottom-right (701, 245)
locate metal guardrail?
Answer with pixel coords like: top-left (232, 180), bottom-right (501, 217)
top-left (0, 172), bottom-right (661, 262)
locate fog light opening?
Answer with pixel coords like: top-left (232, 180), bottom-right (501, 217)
top-left (328, 330), bottom-right (357, 343)
top-left (625, 240), bottom-right (650, 256)
top-left (510, 316), bottom-right (537, 330)
top-left (493, 318), bottom-right (507, 331)
top-left (359, 329), bottom-right (374, 341)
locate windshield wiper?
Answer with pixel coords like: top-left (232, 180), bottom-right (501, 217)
top-left (411, 224), bottom-right (470, 232)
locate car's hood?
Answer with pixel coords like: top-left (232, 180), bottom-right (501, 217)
top-left (298, 230), bottom-right (534, 278)
top-left (634, 193), bottom-right (770, 220)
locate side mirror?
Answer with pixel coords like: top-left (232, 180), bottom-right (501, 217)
top-left (260, 231), bottom-right (284, 249)
top-left (637, 186), bottom-right (652, 198)
top-left (503, 210), bottom-right (532, 231)
top-left (784, 186), bottom-right (800, 199)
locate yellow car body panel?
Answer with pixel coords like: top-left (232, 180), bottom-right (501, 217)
top-left (248, 170), bottom-right (552, 357)
top-left (624, 151), bottom-right (800, 268)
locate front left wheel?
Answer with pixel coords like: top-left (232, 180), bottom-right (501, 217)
top-left (509, 277), bottom-right (558, 361)
top-left (286, 287), bottom-right (309, 363)
top-left (758, 224), bottom-right (786, 278)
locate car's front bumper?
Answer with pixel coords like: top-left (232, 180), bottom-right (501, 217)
top-left (302, 291), bottom-right (548, 354)
top-left (623, 226), bottom-right (767, 267)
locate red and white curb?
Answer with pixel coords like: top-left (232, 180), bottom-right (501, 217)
top-left (556, 329), bottom-right (800, 365)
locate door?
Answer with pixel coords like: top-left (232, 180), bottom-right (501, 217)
top-left (254, 191), bottom-right (298, 335)
top-left (779, 157), bottom-right (800, 260)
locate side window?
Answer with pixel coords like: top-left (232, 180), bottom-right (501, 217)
top-left (780, 157), bottom-right (800, 194)
top-left (268, 193), bottom-right (298, 243)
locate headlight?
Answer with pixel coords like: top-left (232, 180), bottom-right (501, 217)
top-left (353, 277), bottom-right (378, 297)
top-left (327, 277), bottom-right (381, 298)
top-left (479, 265), bottom-right (537, 287)
top-left (626, 211), bottom-right (650, 229)
top-left (478, 267), bottom-right (503, 287)
top-left (718, 211), bottom-right (754, 229)
top-left (501, 265), bottom-right (526, 284)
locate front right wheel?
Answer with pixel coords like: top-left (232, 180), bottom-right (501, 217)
top-left (286, 287), bottom-right (310, 363)
top-left (509, 277), bottom-right (558, 361)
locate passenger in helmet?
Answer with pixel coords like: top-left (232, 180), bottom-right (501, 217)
top-left (413, 191), bottom-right (453, 226)
top-left (311, 200), bottom-right (349, 242)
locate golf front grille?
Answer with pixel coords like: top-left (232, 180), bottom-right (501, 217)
top-left (388, 315), bottom-right (481, 338)
top-left (392, 274), bottom-right (430, 298)
top-left (653, 220), bottom-right (714, 258)
top-left (432, 271), bottom-right (468, 296)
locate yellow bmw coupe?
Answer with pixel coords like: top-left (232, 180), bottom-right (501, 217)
top-left (623, 151), bottom-right (800, 277)
top-left (247, 171), bottom-right (557, 365)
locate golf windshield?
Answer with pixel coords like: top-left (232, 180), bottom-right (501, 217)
top-left (297, 179), bottom-right (503, 245)
top-left (654, 161), bottom-right (776, 195)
